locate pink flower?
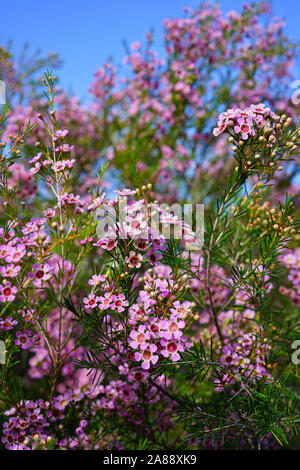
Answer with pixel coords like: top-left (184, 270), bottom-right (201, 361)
top-left (43, 208), bottom-right (56, 218)
top-left (87, 194), bottom-right (106, 211)
top-left (112, 294), bottom-right (129, 313)
top-left (51, 159), bottom-right (75, 172)
top-left (159, 315), bottom-right (185, 340)
top-left (0, 317), bottom-right (17, 332)
top-left (15, 330), bottom-right (39, 350)
top-left (0, 264), bottom-right (21, 278)
top-left (83, 293), bottom-right (100, 309)
top-left (148, 249), bottom-right (162, 266)
top-left (88, 274), bottom-right (106, 286)
top-left (161, 145), bottom-right (174, 159)
top-left (125, 251), bottom-right (143, 269)
top-left (161, 341), bottom-right (179, 361)
top-left (0, 281), bottom-right (18, 302)
top-left (55, 144), bottom-right (74, 153)
top-left (5, 244), bottom-right (26, 264)
top-left (98, 293), bottom-right (113, 310)
top-left (28, 263), bottom-right (53, 287)
top-left (134, 344), bottom-right (158, 370)
top-left (95, 238), bottom-right (118, 251)
top-left (114, 189), bottom-right (136, 196)
top-left (131, 41), bottom-right (141, 51)
top-left (234, 117), bottom-right (255, 140)
top-left (129, 325), bottom-right (150, 349)
top-left (170, 300), bottom-right (191, 318)
top-left (55, 129), bottom-right (69, 138)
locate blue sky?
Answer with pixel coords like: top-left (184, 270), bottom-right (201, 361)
top-left (1, 1), bottom-right (300, 102)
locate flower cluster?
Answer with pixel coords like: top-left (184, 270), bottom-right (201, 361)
top-left (128, 294), bottom-right (191, 370)
top-left (213, 103), bottom-right (279, 139)
top-left (215, 332), bottom-right (271, 391)
top-left (279, 249), bottom-right (300, 306)
top-left (2, 376), bottom-right (174, 450)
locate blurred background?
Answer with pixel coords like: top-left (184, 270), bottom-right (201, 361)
top-left (1, 0), bottom-right (300, 102)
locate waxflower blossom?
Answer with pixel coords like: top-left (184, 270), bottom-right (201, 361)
top-left (83, 293), bottom-right (100, 309)
top-left (148, 249), bottom-right (162, 266)
top-left (214, 333), bottom-right (271, 392)
top-left (129, 325), bottom-right (150, 349)
top-left (43, 208), bottom-right (56, 218)
top-left (87, 194), bottom-right (106, 211)
top-left (160, 338), bottom-right (186, 362)
top-left (125, 251), bottom-right (143, 269)
top-left (15, 330), bottom-right (40, 350)
top-left (98, 293), bottom-right (114, 311)
top-left (0, 281), bottom-right (18, 302)
top-left (134, 345), bottom-right (159, 370)
top-left (0, 264), bottom-right (21, 277)
top-left (88, 274), bottom-right (106, 286)
top-left (5, 244), bottom-right (26, 264)
top-left (54, 129), bottom-right (69, 139)
top-left (279, 248), bottom-right (300, 306)
top-left (55, 144), bottom-right (74, 153)
top-left (95, 238), bottom-right (118, 251)
top-left (213, 104), bottom-right (278, 140)
top-left (0, 317), bottom-right (17, 332)
top-left (159, 315), bottom-right (185, 340)
top-left (111, 294), bottom-right (129, 313)
top-left (51, 159), bottom-right (75, 172)
top-left (114, 189), bottom-right (136, 196)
